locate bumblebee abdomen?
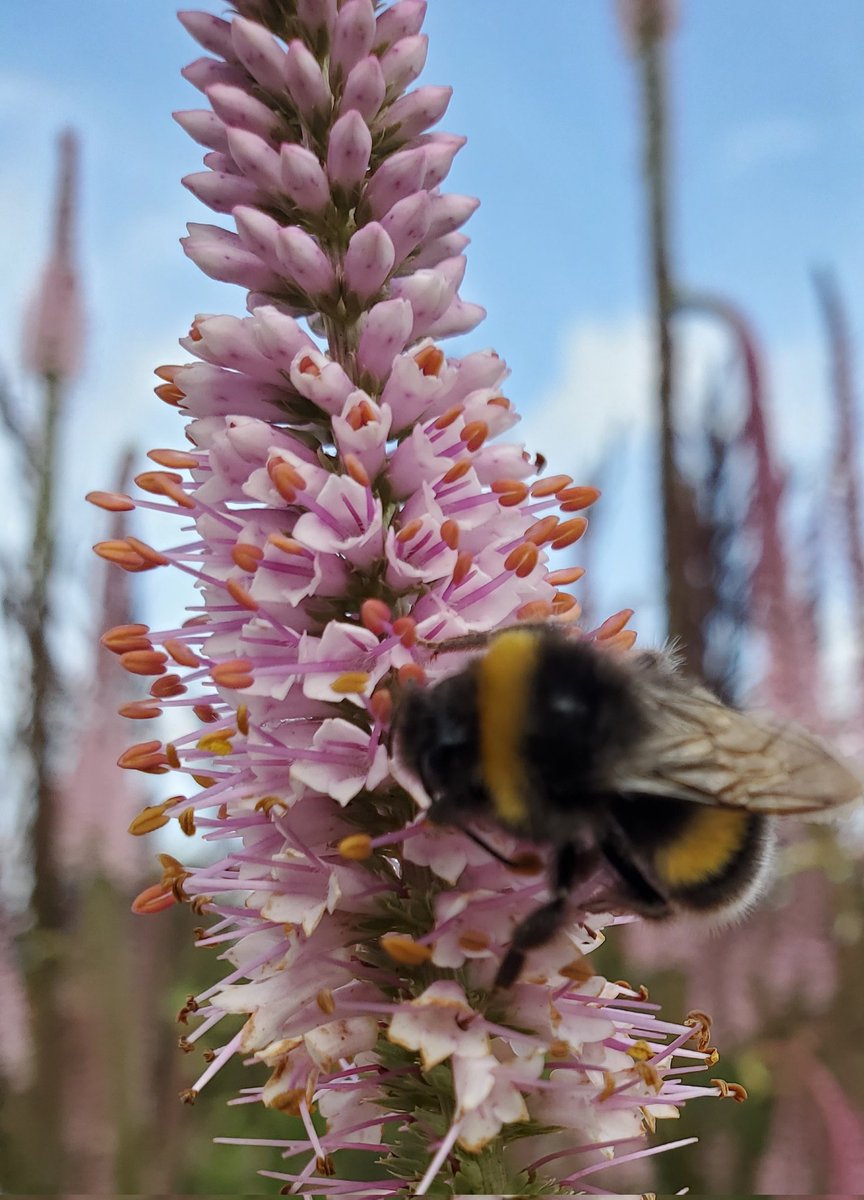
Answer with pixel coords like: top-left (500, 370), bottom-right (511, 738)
top-left (610, 795), bottom-right (773, 915)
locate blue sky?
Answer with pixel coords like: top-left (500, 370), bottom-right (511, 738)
top-left (2, 0), bottom-right (864, 649)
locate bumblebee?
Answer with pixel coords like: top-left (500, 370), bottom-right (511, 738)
top-left (394, 625), bottom-right (862, 987)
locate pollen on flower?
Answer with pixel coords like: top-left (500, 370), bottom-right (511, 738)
top-left (381, 933), bottom-right (434, 965)
top-left (330, 670), bottom-right (371, 694)
top-left (337, 833), bottom-right (373, 860)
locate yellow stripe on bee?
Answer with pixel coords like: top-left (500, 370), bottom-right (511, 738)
top-left (655, 806), bottom-right (750, 888)
top-left (477, 629), bottom-right (539, 827)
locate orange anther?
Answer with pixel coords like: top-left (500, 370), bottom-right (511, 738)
top-left (491, 478), bottom-right (526, 494)
top-left (546, 567), bottom-right (585, 586)
top-left (525, 516), bottom-right (560, 545)
top-left (441, 458), bottom-right (471, 484)
top-left (129, 803), bottom-right (172, 836)
top-left (497, 486), bottom-right (529, 508)
top-left (150, 674), bottom-right (187, 698)
top-left (296, 353), bottom-right (321, 377)
top-left (165, 742), bottom-right (182, 769)
top-left (131, 882), bottom-right (177, 915)
top-left (193, 704), bottom-right (220, 723)
top-left (118, 701), bottom-right (162, 720)
top-left (396, 518), bottom-right (423, 543)
top-left (593, 608), bottom-right (634, 641)
top-left (516, 600), bottom-right (553, 622)
top-left (93, 539), bottom-right (142, 569)
top-left (148, 448), bottom-right (199, 469)
top-left (86, 490), bottom-right (135, 512)
top-left (504, 543), bottom-right (539, 578)
top-left (317, 989), bottom-right (336, 1014)
top-left (126, 536), bottom-right (170, 567)
top-left (551, 592), bottom-right (579, 616)
top-left (460, 420), bottom-right (488, 452)
top-left (226, 578), bottom-right (259, 611)
top-left (603, 629), bottom-right (638, 652)
top-left (560, 955), bottom-right (595, 983)
top-left (369, 688), bottom-right (393, 724)
top-left (120, 650), bottom-right (168, 676)
top-left (345, 398), bottom-right (376, 430)
top-left (268, 533), bottom-right (309, 556)
top-left (558, 485), bottom-right (601, 512)
top-left (154, 363), bottom-right (180, 381)
top-left (487, 394), bottom-right (510, 409)
top-left (509, 850), bottom-right (545, 874)
top-left (135, 470), bottom-right (181, 495)
top-left (192, 774), bottom-right (216, 789)
top-left (178, 807), bottom-right (197, 836)
top-left (361, 598), bottom-right (391, 634)
top-left (118, 740), bottom-right (169, 771)
top-left (392, 616), bottom-right (417, 647)
top-left (433, 404), bottom-right (463, 430)
top-left (338, 833), bottom-right (373, 860)
top-left (268, 462), bottom-right (301, 502)
top-left (163, 639), bottom-right (201, 668)
top-left (101, 623), bottom-right (152, 654)
top-left (161, 479), bottom-right (196, 510)
top-left (212, 659), bottom-right (254, 689)
top-left (380, 933), bottom-right (433, 965)
top-left (451, 551), bottom-right (473, 586)
top-left (344, 452), bottom-right (370, 486)
top-left (154, 383), bottom-right (185, 406)
top-left (236, 704), bottom-right (249, 735)
top-left (440, 519), bottom-right (459, 549)
top-left (550, 517), bottom-right (588, 550)
top-left (530, 474), bottom-right (573, 498)
top-left (183, 615), bottom-right (210, 627)
top-left (414, 344), bottom-right (444, 376)
top-left (397, 663), bottom-right (426, 686)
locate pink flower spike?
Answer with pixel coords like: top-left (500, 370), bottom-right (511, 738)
top-left (427, 191), bottom-right (481, 238)
top-left (276, 226), bottom-right (337, 298)
top-left (330, 0), bottom-right (377, 81)
top-left (296, 0), bottom-right (338, 37)
top-left (420, 132), bottom-right (468, 189)
top-left (356, 298), bottom-right (414, 379)
top-left (283, 39), bottom-right (331, 122)
top-left (229, 17), bottom-right (289, 96)
top-left (384, 86), bottom-right (452, 143)
top-left (374, 0), bottom-right (428, 51)
top-left (182, 56), bottom-right (246, 96)
top-left (390, 267), bottom-right (457, 338)
top-left (327, 110), bottom-right (373, 191)
top-left (280, 144), bottom-right (331, 213)
top-left (340, 55), bottom-right (386, 120)
top-left (343, 223), bottom-right (396, 301)
top-left (380, 34), bottom-right (429, 92)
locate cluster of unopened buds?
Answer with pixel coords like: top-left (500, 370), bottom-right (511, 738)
top-left (88, 1), bottom-right (732, 1192)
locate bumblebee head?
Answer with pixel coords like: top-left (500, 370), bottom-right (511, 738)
top-left (393, 669), bottom-right (490, 825)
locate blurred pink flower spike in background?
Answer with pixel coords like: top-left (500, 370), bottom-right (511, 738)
top-left (88, 1), bottom-right (732, 1192)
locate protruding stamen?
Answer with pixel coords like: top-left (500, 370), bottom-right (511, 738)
top-left (369, 688), bottom-right (393, 725)
top-left (558, 485), bottom-right (601, 512)
top-left (236, 704), bottom-right (249, 736)
top-left (86, 490), bottom-right (135, 511)
top-left (231, 543), bottom-right (264, 573)
top-left (118, 740), bottom-right (170, 773)
top-left (433, 404), bottom-right (462, 430)
top-left (504, 543), bottom-right (539, 578)
top-left (163, 638), bottom-right (201, 667)
top-left (392, 616), bottom-right (416, 647)
top-left (148, 448), bottom-right (200, 469)
top-left (331, 671), bottom-right (371, 694)
top-left (526, 516), bottom-right (559, 545)
top-left (397, 663), bottom-right (426, 686)
top-left (119, 650), bottom-right (168, 676)
top-left (396, 518), bottom-right (423, 543)
top-left (212, 659), bottom-right (254, 689)
top-left (380, 933), bottom-right (433, 965)
top-left (440, 519), bottom-right (459, 549)
top-left (414, 344), bottom-right (444, 376)
top-left (102, 623), bottom-right (152, 654)
top-left (338, 833), bottom-right (373, 860)
top-left (129, 801), bottom-right (173, 836)
top-left (226, 578), bottom-right (259, 610)
top-left (131, 882), bottom-right (177, 914)
top-left (546, 567), bottom-right (585, 586)
top-left (451, 551), bottom-right (473, 585)
top-left (593, 609), bottom-right (634, 640)
top-left (361, 598), bottom-right (391, 633)
top-left (530, 473), bottom-right (573, 498)
top-left (550, 517), bottom-right (588, 549)
top-left (344, 452), bottom-right (370, 486)
top-left (517, 600), bottom-right (553, 621)
top-left (118, 701), bottom-right (162, 720)
top-left (460, 420), bottom-right (488, 452)
top-left (150, 674), bottom-right (187, 698)
top-left (441, 458), bottom-right (471, 484)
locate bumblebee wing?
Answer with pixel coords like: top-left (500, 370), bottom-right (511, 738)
top-left (617, 680), bottom-right (863, 816)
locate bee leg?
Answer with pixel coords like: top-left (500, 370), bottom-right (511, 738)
top-left (597, 824), bottom-right (672, 918)
top-left (495, 842), bottom-right (596, 988)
